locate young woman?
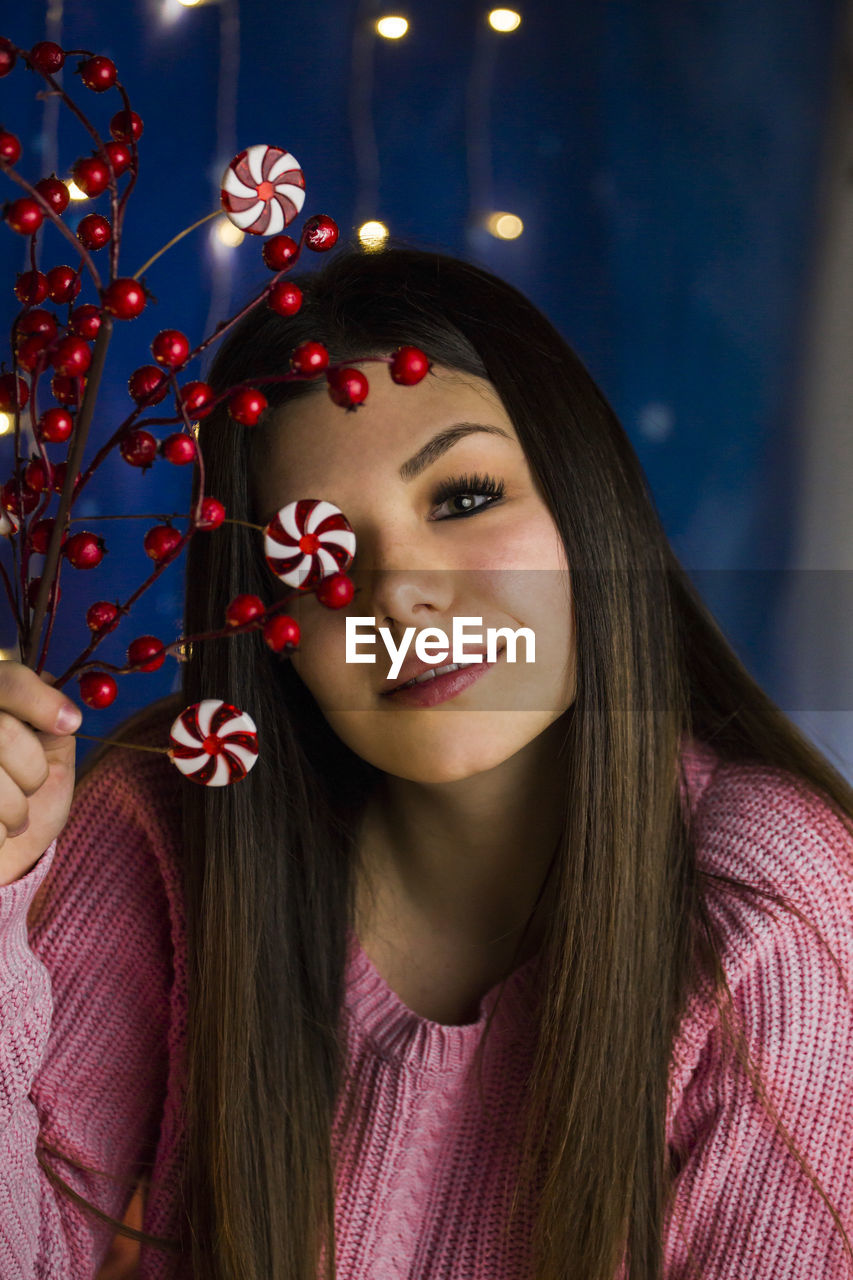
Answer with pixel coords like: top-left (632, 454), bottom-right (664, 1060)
top-left (1, 245), bottom-right (852, 1280)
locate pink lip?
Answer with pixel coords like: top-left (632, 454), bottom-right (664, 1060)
top-left (381, 650), bottom-right (502, 706)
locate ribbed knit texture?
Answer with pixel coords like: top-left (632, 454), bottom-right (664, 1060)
top-left (1, 715), bottom-right (851, 1279)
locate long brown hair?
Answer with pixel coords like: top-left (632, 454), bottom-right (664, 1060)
top-left (30, 244), bottom-right (853, 1277)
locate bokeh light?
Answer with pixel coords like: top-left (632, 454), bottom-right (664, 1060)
top-left (486, 211), bottom-right (523, 239)
top-left (488, 9), bottom-right (522, 32)
top-left (376, 16), bottom-right (409, 38)
top-left (358, 220), bottom-right (389, 250)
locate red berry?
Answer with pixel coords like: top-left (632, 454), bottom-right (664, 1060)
top-left (262, 614), bottom-right (300, 652)
top-left (0, 38), bottom-right (17, 77)
top-left (119, 429), bottom-right (158, 469)
top-left (29, 517), bottom-right (59, 554)
top-left (127, 635), bottom-right (166, 672)
top-left (290, 340), bottom-right (329, 376)
top-left (1, 479), bottom-right (39, 515)
top-left (228, 387), bottom-right (267, 426)
top-left (196, 496), bottom-right (225, 530)
top-left (6, 197), bottom-right (44, 235)
top-left (316, 572), bottom-right (355, 610)
top-left (143, 524), bottom-right (182, 563)
top-left (50, 374), bottom-right (84, 406)
top-left (23, 457), bottom-right (51, 493)
top-left (389, 346), bottom-right (431, 386)
top-left (27, 576), bottom-right (61, 609)
top-left (102, 277), bottom-right (146, 319)
top-left (262, 235), bottom-right (299, 271)
top-left (161, 433), bottom-right (197, 465)
top-left (225, 594), bottom-right (265, 627)
top-left (128, 365), bottom-right (168, 405)
top-left (15, 335), bottom-right (49, 374)
top-left (16, 308), bottom-right (57, 341)
top-left (0, 373), bottom-right (28, 411)
top-left (86, 600), bottom-right (120, 632)
top-left (72, 154), bottom-right (110, 197)
top-left (64, 530), bottom-right (105, 569)
top-left (79, 55), bottom-right (117, 92)
top-left (52, 335), bottom-right (91, 377)
top-left (178, 380), bottom-right (214, 418)
top-left (267, 281), bottom-right (302, 316)
top-left (35, 176), bottom-right (70, 214)
top-left (70, 303), bottom-right (102, 339)
top-left (51, 461), bottom-right (80, 494)
top-left (151, 329), bottom-right (190, 368)
top-left (326, 367), bottom-right (369, 410)
top-left (303, 214), bottom-right (339, 252)
top-left (103, 140), bottom-right (131, 177)
top-left (46, 265), bottom-right (82, 304)
top-left (38, 407), bottom-right (73, 443)
top-left (14, 269), bottom-right (48, 304)
top-left (109, 109), bottom-right (143, 141)
top-left (79, 671), bottom-right (117, 709)
top-left (77, 213), bottom-right (112, 250)
top-left (30, 41), bottom-right (65, 74)
top-left (0, 130), bottom-right (21, 165)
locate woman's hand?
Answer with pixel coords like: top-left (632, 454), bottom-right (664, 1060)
top-left (0, 660), bottom-right (81, 886)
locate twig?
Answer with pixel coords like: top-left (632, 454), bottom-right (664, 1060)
top-left (24, 317), bottom-right (115, 667)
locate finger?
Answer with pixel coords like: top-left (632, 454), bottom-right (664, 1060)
top-left (0, 661), bottom-right (82, 737)
top-left (0, 712), bottom-right (50, 797)
top-left (0, 767), bottom-right (30, 838)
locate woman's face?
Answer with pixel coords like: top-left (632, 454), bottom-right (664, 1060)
top-left (251, 363), bottom-right (576, 784)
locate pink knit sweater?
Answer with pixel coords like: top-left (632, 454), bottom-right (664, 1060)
top-left (1, 715), bottom-right (852, 1279)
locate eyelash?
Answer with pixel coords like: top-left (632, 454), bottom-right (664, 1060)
top-left (430, 471), bottom-right (506, 520)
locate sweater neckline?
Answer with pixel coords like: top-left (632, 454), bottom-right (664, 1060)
top-left (343, 925), bottom-right (545, 1073)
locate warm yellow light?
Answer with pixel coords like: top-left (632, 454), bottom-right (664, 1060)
top-left (66, 180), bottom-right (89, 201)
top-left (486, 211), bottom-right (523, 239)
top-left (178, 0), bottom-right (204, 7)
top-left (488, 8), bottom-right (521, 32)
top-left (376, 15), bottom-right (408, 38)
top-left (0, 413), bottom-right (12, 436)
top-left (358, 220), bottom-right (389, 250)
top-left (215, 216), bottom-right (245, 247)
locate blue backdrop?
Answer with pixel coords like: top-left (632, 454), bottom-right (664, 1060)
top-left (0, 0), bottom-right (842, 756)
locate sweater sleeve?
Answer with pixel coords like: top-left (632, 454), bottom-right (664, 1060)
top-left (664, 775), bottom-right (853, 1279)
top-left (0, 739), bottom-right (176, 1279)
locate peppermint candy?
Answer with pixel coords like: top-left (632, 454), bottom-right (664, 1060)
top-left (263, 499), bottom-right (356, 590)
top-left (169, 699), bottom-right (258, 786)
top-left (220, 146), bottom-right (306, 236)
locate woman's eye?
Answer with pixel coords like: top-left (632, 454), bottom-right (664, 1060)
top-left (430, 472), bottom-right (506, 520)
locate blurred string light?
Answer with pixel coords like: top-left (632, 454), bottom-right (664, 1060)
top-left (486, 211), bottom-right (523, 239)
top-left (66, 179), bottom-right (88, 201)
top-left (358, 220), bottom-right (389, 250)
top-left (376, 15), bottom-right (408, 39)
top-left (201, 0), bottom-right (241, 339)
top-left (488, 8), bottom-right (521, 32)
top-left (466, 10), bottom-right (524, 245)
top-left (0, 413), bottom-right (13, 436)
top-left (350, 0), bottom-right (386, 246)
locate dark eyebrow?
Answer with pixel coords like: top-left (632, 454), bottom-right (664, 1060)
top-left (399, 423), bottom-right (514, 482)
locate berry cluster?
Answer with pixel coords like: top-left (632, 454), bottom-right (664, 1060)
top-left (0, 36), bottom-right (431, 777)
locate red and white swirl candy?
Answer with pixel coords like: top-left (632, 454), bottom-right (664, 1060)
top-left (169, 700), bottom-right (259, 786)
top-left (220, 146), bottom-right (306, 236)
top-left (264, 499), bottom-right (356, 591)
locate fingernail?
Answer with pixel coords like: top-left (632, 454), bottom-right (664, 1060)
top-left (56, 704), bottom-right (82, 734)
